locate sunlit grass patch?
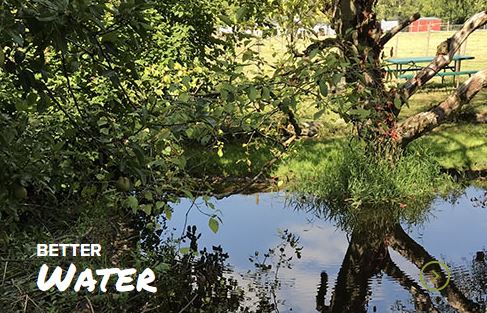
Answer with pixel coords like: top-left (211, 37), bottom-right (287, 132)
top-left (275, 140), bottom-right (455, 208)
top-left (412, 123), bottom-right (487, 171)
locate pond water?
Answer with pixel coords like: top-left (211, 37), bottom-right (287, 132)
top-left (167, 187), bottom-right (487, 313)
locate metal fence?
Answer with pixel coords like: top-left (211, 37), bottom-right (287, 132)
top-left (401, 23), bottom-right (487, 32)
top-left (220, 23), bottom-right (487, 59)
top-left (379, 23), bottom-right (487, 57)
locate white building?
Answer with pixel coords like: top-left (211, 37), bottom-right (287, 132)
top-left (313, 24), bottom-right (336, 36)
top-left (381, 20), bottom-right (399, 32)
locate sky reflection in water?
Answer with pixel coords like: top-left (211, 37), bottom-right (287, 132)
top-left (167, 187), bottom-right (487, 312)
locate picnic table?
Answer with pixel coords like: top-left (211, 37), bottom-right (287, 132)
top-left (384, 55), bottom-right (478, 83)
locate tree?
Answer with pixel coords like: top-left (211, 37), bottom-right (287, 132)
top-left (290, 1), bottom-right (487, 157)
top-left (0, 1), bottom-right (296, 312)
top-left (376, 0), bottom-right (421, 20)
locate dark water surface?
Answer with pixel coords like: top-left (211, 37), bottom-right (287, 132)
top-left (167, 187), bottom-right (487, 312)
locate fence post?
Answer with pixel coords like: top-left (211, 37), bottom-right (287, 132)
top-left (426, 24), bottom-right (431, 55)
top-left (394, 32), bottom-right (399, 57)
top-left (462, 38), bottom-right (468, 55)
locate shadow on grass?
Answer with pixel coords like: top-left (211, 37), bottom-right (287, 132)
top-left (413, 123), bottom-right (487, 171)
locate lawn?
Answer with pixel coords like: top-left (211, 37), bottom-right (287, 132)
top-left (382, 30), bottom-right (487, 70)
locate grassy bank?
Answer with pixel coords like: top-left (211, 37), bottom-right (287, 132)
top-left (186, 86), bottom-right (486, 202)
top-left (183, 32), bottom-right (487, 197)
top-left (188, 89), bottom-right (487, 175)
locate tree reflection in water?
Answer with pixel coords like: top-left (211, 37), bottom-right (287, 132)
top-left (292, 199), bottom-right (487, 313)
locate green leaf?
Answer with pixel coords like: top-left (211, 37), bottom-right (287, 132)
top-left (308, 48), bottom-right (319, 59)
top-left (394, 96), bottom-right (402, 110)
top-left (178, 92), bottom-right (190, 102)
top-left (208, 217), bottom-right (219, 233)
top-left (349, 108), bottom-right (371, 119)
top-left (97, 117), bottom-right (108, 127)
top-left (235, 7), bottom-right (248, 21)
top-left (319, 80), bottom-right (328, 97)
top-left (313, 109), bottom-right (326, 120)
top-left (248, 86), bottom-right (259, 101)
top-left (144, 191), bottom-right (153, 201)
top-left (242, 50), bottom-right (254, 62)
top-left (126, 196), bottom-right (138, 210)
top-left (179, 247), bottom-right (191, 255)
top-left (26, 92), bottom-right (37, 106)
top-left (261, 87), bottom-right (271, 100)
top-left (164, 207), bottom-right (172, 220)
top-left (219, 15), bottom-right (233, 26)
top-left (141, 204), bottom-right (152, 215)
top-left (7, 30), bottom-right (23, 46)
top-left (37, 93), bottom-right (51, 113)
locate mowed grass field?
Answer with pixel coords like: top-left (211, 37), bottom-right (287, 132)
top-left (383, 30), bottom-right (487, 70)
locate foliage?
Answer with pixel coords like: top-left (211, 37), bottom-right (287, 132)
top-left (0, 0), bottom-right (290, 237)
top-left (247, 229), bottom-right (302, 312)
top-left (0, 0), bottom-right (289, 311)
top-left (376, 0), bottom-right (487, 23)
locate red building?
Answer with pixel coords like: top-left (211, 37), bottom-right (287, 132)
top-left (409, 17), bottom-right (442, 32)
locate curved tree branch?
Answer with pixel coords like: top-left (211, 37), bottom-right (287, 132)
top-left (303, 38), bottom-right (340, 56)
top-left (400, 11), bottom-right (487, 100)
top-left (396, 69), bottom-right (487, 147)
top-left (379, 13), bottom-right (421, 47)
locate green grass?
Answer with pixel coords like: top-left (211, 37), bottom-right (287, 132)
top-left (383, 30), bottom-right (487, 71)
top-left (401, 89), bottom-right (487, 171)
top-left (276, 140), bottom-right (455, 208)
top-left (411, 123), bottom-right (487, 171)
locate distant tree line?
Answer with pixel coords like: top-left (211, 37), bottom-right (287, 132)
top-left (376, 0), bottom-right (487, 24)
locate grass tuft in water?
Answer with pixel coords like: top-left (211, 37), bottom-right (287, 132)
top-left (281, 140), bottom-right (457, 209)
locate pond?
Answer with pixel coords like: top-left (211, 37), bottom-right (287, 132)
top-left (166, 187), bottom-right (487, 312)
